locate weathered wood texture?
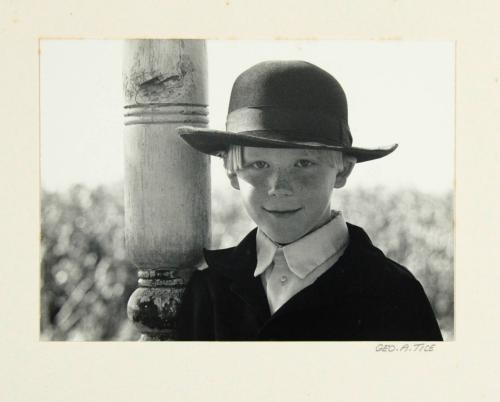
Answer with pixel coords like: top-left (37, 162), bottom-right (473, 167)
top-left (123, 40), bottom-right (210, 340)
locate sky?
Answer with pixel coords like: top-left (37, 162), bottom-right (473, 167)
top-left (40, 40), bottom-right (454, 195)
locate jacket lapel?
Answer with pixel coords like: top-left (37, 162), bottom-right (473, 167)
top-left (204, 229), bottom-right (271, 324)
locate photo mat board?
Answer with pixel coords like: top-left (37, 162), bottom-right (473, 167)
top-left (2, 1), bottom-right (499, 401)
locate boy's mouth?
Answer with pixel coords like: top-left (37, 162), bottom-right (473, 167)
top-left (262, 207), bottom-right (302, 216)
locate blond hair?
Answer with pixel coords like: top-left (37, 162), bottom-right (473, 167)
top-left (222, 145), bottom-right (354, 176)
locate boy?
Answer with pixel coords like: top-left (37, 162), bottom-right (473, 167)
top-left (175, 60), bottom-right (442, 341)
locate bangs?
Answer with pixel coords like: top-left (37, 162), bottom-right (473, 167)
top-left (223, 145), bottom-right (353, 173)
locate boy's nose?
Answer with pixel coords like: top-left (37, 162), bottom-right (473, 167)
top-left (268, 172), bottom-right (293, 197)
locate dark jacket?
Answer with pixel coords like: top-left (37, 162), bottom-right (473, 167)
top-left (175, 223), bottom-right (443, 341)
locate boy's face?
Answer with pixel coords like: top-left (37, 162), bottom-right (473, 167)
top-left (231, 147), bottom-right (345, 244)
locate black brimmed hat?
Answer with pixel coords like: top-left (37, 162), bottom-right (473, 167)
top-left (178, 60), bottom-right (397, 163)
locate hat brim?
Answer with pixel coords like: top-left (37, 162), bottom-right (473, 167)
top-left (178, 127), bottom-right (398, 163)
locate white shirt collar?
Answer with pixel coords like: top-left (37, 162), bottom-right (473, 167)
top-left (254, 211), bottom-right (349, 279)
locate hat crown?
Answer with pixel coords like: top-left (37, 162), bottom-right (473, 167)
top-left (228, 60), bottom-right (348, 119)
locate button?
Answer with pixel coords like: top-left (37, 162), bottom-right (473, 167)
top-left (280, 275), bottom-right (288, 284)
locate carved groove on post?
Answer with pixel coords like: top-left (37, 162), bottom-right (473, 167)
top-left (124, 104), bottom-right (208, 126)
top-left (137, 269), bottom-right (186, 288)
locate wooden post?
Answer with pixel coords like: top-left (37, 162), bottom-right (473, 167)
top-left (122, 40), bottom-right (210, 340)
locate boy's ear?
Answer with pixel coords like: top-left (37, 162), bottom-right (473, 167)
top-left (228, 173), bottom-right (240, 190)
top-left (334, 157), bottom-right (356, 188)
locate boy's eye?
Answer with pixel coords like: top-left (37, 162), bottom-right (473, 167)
top-left (295, 159), bottom-right (314, 168)
top-left (250, 161), bottom-right (269, 169)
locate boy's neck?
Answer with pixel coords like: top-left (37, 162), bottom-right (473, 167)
top-left (269, 210), bottom-right (340, 246)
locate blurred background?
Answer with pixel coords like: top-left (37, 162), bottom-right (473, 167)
top-left (40, 40), bottom-right (454, 341)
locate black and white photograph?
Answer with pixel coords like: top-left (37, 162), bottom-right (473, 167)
top-left (40, 39), bottom-right (454, 341)
top-left (2, 0), bottom-right (500, 401)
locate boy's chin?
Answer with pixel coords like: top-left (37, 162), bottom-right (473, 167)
top-left (262, 227), bottom-right (306, 245)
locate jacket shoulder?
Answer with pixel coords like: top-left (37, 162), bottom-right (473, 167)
top-left (200, 228), bottom-right (258, 276)
top-left (346, 223), bottom-right (426, 295)
top-left (346, 223), bottom-right (442, 340)
top-left (347, 223), bottom-right (413, 277)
